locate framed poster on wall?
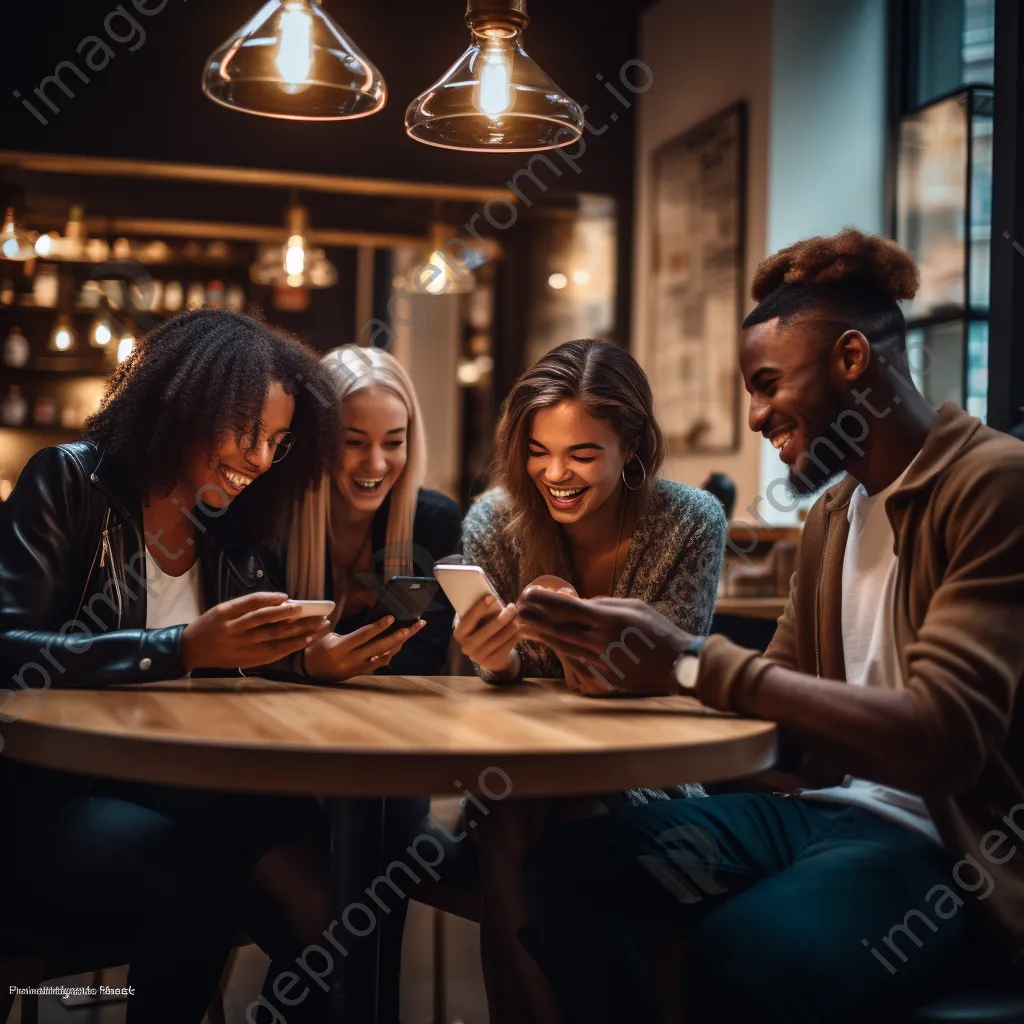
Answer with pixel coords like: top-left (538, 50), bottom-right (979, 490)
top-left (649, 102), bottom-right (746, 454)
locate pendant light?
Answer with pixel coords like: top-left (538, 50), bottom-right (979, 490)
top-left (1, 207), bottom-right (38, 261)
top-left (406, 0), bottom-right (583, 153)
top-left (203, 0), bottom-right (386, 120)
top-left (413, 223), bottom-right (478, 295)
top-left (250, 202), bottom-right (338, 289)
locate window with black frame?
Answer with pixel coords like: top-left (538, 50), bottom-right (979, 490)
top-left (892, 0), bottom-right (995, 421)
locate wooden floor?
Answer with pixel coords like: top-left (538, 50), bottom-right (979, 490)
top-left (7, 902), bottom-right (488, 1024)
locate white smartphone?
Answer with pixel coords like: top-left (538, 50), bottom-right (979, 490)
top-left (283, 599), bottom-right (336, 618)
top-left (432, 564), bottom-right (502, 618)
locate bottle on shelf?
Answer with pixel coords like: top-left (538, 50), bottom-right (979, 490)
top-left (0, 279), bottom-right (14, 307)
top-left (164, 280), bottom-right (183, 313)
top-left (186, 282), bottom-right (205, 309)
top-left (1, 385), bottom-right (29, 427)
top-left (226, 284), bottom-right (246, 312)
top-left (62, 205), bottom-right (87, 260)
top-left (206, 279), bottom-right (225, 308)
top-left (33, 395), bottom-right (58, 426)
top-left (33, 266), bottom-right (59, 308)
top-left (3, 326), bottom-right (30, 368)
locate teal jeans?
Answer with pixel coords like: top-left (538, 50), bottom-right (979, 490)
top-left (523, 794), bottom-right (1009, 1023)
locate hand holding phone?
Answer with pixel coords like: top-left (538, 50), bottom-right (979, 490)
top-left (364, 577), bottom-right (439, 637)
top-left (181, 592), bottom-right (332, 671)
top-left (303, 615), bottom-right (427, 681)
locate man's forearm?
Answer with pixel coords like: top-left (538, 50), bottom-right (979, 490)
top-left (728, 662), bottom-right (936, 795)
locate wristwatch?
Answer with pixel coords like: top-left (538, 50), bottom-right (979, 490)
top-left (672, 636), bottom-right (707, 692)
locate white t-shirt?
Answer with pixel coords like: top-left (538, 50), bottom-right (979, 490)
top-left (145, 549), bottom-right (203, 629)
top-left (798, 459), bottom-right (941, 845)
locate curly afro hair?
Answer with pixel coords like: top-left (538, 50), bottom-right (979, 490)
top-left (743, 228), bottom-right (919, 357)
top-left (751, 228), bottom-right (919, 302)
top-left (84, 307), bottom-right (342, 541)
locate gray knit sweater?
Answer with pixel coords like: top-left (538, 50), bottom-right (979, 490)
top-left (462, 477), bottom-right (728, 678)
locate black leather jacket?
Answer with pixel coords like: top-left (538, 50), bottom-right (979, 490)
top-left (0, 441), bottom-right (283, 690)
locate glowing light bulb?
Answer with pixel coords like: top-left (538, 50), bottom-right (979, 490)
top-left (50, 314), bottom-right (77, 352)
top-left (285, 235), bottom-right (306, 276)
top-left (422, 252), bottom-right (449, 295)
top-left (548, 272), bottom-right (568, 290)
top-left (35, 233), bottom-right (54, 257)
top-left (117, 335), bottom-right (134, 363)
top-left (92, 320), bottom-right (112, 346)
top-left (477, 45), bottom-right (512, 116)
top-left (2, 238), bottom-right (19, 259)
top-left (275, 3), bottom-right (314, 95)
top-left (572, 269), bottom-right (590, 286)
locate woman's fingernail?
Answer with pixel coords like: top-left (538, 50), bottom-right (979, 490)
top-left (418, 619), bottom-right (426, 627)
top-left (385, 616), bottom-right (395, 626)
top-left (305, 635), bottom-right (313, 644)
top-left (484, 595), bottom-right (495, 605)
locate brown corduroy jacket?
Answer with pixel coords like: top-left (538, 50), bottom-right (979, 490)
top-left (699, 402), bottom-right (1024, 961)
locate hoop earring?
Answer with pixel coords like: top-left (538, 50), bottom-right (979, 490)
top-left (622, 454), bottom-right (646, 492)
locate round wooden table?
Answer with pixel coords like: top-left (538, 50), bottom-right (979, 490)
top-left (3, 674), bottom-right (776, 1022)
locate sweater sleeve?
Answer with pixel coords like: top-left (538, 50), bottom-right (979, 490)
top-left (649, 488), bottom-right (727, 636)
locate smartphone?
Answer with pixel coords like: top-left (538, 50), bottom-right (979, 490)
top-left (432, 563), bottom-right (502, 618)
top-left (364, 576), bottom-right (440, 637)
top-left (283, 599), bottom-right (336, 618)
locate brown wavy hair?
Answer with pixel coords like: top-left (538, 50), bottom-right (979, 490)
top-left (491, 339), bottom-right (664, 592)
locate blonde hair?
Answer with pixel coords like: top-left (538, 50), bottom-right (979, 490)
top-left (286, 345), bottom-right (427, 614)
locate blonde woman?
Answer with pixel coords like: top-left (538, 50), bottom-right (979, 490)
top-left (287, 344), bottom-right (461, 681)
top-left (285, 344), bottom-right (461, 1023)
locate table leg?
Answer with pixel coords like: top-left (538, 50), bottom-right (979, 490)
top-left (326, 797), bottom-right (385, 1024)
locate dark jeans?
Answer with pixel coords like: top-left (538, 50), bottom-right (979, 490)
top-left (522, 794), bottom-right (1009, 1024)
top-left (4, 765), bottom-right (422, 1024)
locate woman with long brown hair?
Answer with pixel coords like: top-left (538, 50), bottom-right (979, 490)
top-left (450, 338), bottom-right (727, 1022)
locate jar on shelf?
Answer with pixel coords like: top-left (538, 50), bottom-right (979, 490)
top-left (3, 326), bottom-right (30, 368)
top-left (1, 385), bottom-right (29, 426)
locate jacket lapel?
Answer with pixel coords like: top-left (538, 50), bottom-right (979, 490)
top-left (816, 478), bottom-right (855, 681)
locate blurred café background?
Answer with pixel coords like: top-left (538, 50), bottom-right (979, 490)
top-left (2, 0), bottom-right (1023, 1018)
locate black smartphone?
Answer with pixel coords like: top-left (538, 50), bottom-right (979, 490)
top-left (364, 576), bottom-right (440, 637)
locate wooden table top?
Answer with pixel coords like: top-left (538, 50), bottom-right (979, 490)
top-left (2, 675), bottom-right (777, 798)
top-left (715, 596), bottom-right (789, 621)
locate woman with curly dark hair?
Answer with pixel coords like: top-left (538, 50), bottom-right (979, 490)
top-left (0, 309), bottom-right (343, 1023)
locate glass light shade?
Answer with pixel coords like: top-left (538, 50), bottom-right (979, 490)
top-left (412, 224), bottom-right (477, 296)
top-left (251, 241), bottom-right (338, 288)
top-left (202, 0), bottom-right (386, 120)
top-left (250, 203), bottom-right (338, 289)
top-left (1, 207), bottom-right (38, 261)
top-left (49, 314), bottom-right (77, 352)
top-left (406, 27), bottom-right (584, 152)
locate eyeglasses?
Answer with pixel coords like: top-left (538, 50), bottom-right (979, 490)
top-left (237, 421), bottom-right (295, 464)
